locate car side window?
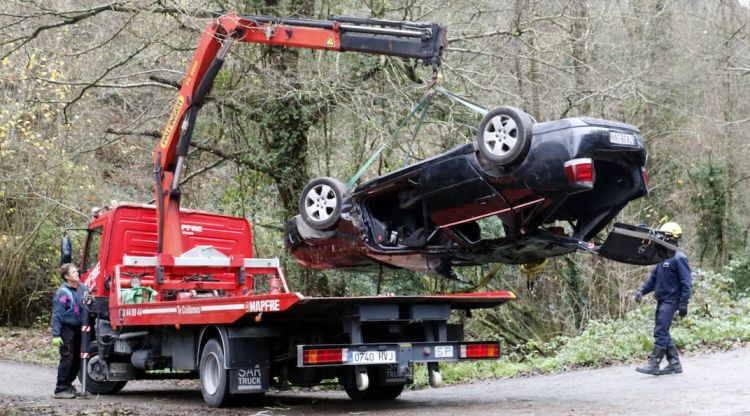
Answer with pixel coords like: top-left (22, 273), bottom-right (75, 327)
top-left (478, 216), bottom-right (506, 240)
top-left (452, 216), bottom-right (507, 244)
top-left (82, 226), bottom-right (103, 273)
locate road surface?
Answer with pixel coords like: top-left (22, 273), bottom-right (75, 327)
top-left (1, 347), bottom-right (749, 415)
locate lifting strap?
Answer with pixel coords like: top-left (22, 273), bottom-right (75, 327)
top-left (345, 85), bottom-right (487, 189)
top-left (346, 89), bottom-right (435, 188)
top-left (435, 86), bottom-right (488, 116)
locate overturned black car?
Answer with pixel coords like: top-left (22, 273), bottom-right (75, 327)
top-left (285, 106), bottom-right (677, 279)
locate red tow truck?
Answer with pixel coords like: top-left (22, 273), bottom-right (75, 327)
top-left (66, 13), bottom-right (516, 407)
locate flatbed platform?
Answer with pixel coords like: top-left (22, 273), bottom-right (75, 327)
top-left (112, 291), bottom-right (515, 326)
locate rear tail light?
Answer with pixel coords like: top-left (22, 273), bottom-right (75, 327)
top-left (641, 167), bottom-right (650, 187)
top-left (460, 343), bottom-right (500, 359)
top-left (564, 158), bottom-right (594, 188)
top-left (302, 348), bottom-right (348, 365)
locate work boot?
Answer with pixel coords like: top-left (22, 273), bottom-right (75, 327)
top-left (636, 345), bottom-right (666, 375)
top-left (660, 345), bottom-right (683, 374)
top-left (54, 390), bottom-right (76, 399)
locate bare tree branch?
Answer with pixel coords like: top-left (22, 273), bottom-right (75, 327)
top-left (62, 42), bottom-right (149, 120)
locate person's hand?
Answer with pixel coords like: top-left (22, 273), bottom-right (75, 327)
top-left (634, 291), bottom-right (643, 303)
top-left (52, 337), bottom-right (63, 347)
top-left (678, 304), bottom-right (688, 317)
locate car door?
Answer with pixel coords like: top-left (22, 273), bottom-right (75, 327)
top-left (422, 157), bottom-right (510, 228)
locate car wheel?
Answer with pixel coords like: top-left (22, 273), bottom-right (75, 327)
top-left (476, 106), bottom-right (534, 166)
top-left (299, 177), bottom-right (346, 231)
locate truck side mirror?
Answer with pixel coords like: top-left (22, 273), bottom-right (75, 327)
top-left (60, 235), bottom-right (73, 265)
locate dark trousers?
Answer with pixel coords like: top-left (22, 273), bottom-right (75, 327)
top-left (654, 300), bottom-right (678, 348)
top-left (55, 325), bottom-right (81, 393)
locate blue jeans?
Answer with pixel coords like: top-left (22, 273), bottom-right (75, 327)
top-left (654, 300), bottom-right (678, 348)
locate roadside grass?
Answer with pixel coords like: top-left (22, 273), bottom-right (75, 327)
top-left (0, 326), bottom-right (59, 366)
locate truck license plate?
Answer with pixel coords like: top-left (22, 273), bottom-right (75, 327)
top-left (350, 350), bottom-right (397, 364)
top-left (435, 345), bottom-right (454, 358)
top-left (609, 132), bottom-right (636, 146)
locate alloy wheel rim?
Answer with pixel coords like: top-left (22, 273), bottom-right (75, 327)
top-left (203, 352), bottom-right (220, 395)
top-left (483, 114), bottom-right (518, 157)
top-left (304, 184), bottom-right (337, 222)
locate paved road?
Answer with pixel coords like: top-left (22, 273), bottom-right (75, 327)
top-left (2, 347), bottom-right (750, 415)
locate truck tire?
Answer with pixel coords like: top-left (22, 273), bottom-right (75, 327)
top-left (343, 366), bottom-right (405, 401)
top-left (346, 383), bottom-right (405, 401)
top-left (78, 342), bottom-right (127, 395)
top-left (200, 339), bottom-right (231, 408)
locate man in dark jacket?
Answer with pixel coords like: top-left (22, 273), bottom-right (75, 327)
top-left (634, 222), bottom-right (692, 375)
top-left (51, 263), bottom-right (89, 398)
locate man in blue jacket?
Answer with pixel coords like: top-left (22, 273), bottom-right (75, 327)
top-left (51, 263), bottom-right (89, 398)
top-left (634, 222), bottom-right (692, 375)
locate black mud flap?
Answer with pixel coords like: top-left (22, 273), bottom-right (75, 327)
top-left (229, 367), bottom-right (270, 394)
top-left (597, 223), bottom-right (677, 265)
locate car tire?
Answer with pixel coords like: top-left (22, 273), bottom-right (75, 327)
top-left (299, 177), bottom-right (346, 231)
top-left (78, 342), bottom-right (127, 395)
top-left (476, 106), bottom-right (534, 166)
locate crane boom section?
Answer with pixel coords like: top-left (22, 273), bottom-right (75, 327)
top-left (154, 12), bottom-right (446, 257)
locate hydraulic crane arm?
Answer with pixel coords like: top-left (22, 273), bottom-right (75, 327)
top-left (154, 12), bottom-right (447, 256)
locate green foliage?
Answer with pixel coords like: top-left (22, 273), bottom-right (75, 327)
top-left (561, 257), bottom-right (586, 330)
top-left (724, 252), bottom-right (750, 296)
top-left (0, 51), bottom-right (95, 325)
top-left (688, 160), bottom-right (737, 267)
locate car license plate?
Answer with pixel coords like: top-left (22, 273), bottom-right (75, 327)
top-left (350, 350), bottom-right (397, 364)
top-left (609, 132), bottom-right (636, 146)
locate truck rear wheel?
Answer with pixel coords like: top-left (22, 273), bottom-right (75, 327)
top-left (200, 339), bottom-right (231, 408)
top-left (343, 366), bottom-right (405, 401)
top-left (344, 381), bottom-right (405, 401)
top-left (78, 342), bottom-right (127, 395)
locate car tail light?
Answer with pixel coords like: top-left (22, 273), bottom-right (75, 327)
top-left (303, 348), bottom-right (348, 365)
top-left (460, 343), bottom-right (500, 359)
top-left (564, 158), bottom-right (594, 187)
top-left (641, 167), bottom-right (650, 187)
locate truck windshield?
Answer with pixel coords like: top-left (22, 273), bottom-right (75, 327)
top-left (83, 226), bottom-right (103, 273)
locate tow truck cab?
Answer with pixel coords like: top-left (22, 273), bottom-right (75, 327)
top-left (78, 203), bottom-right (254, 299)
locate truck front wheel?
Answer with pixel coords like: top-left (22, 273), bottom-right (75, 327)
top-left (200, 339), bottom-right (231, 408)
top-left (78, 342), bottom-right (127, 395)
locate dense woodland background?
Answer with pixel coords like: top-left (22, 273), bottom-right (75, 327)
top-left (2, 0), bottom-right (750, 355)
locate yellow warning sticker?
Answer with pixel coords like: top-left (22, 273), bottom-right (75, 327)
top-left (326, 35), bottom-right (335, 47)
top-left (160, 95), bottom-right (184, 149)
